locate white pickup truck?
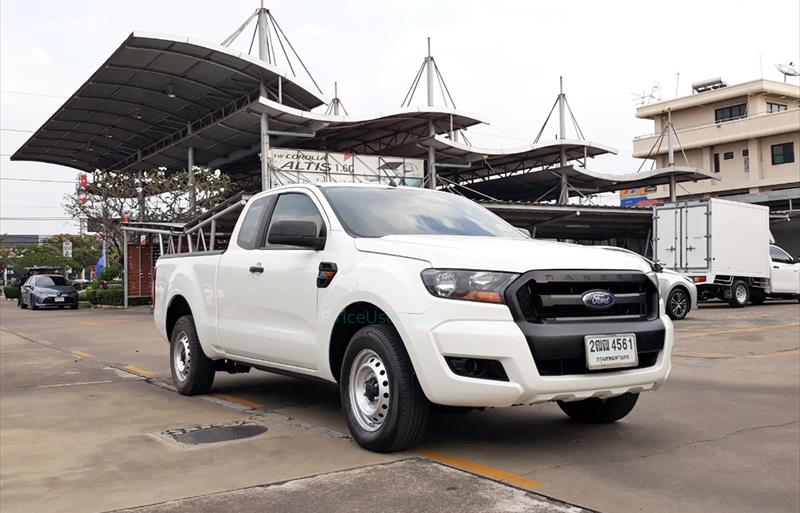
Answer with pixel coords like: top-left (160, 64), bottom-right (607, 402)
top-left (154, 184), bottom-right (673, 452)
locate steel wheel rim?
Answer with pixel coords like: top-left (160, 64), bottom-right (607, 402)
top-left (173, 331), bottom-right (191, 382)
top-left (670, 290), bottom-right (687, 317)
top-left (735, 285), bottom-right (747, 303)
top-left (349, 349), bottom-right (390, 432)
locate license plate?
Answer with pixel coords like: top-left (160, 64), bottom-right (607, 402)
top-left (585, 334), bottom-right (638, 370)
top-left (54, 297), bottom-right (65, 302)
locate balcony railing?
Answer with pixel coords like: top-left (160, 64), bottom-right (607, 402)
top-left (634, 107), bottom-right (800, 141)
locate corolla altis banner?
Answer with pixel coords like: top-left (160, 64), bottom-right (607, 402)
top-left (269, 148), bottom-right (424, 187)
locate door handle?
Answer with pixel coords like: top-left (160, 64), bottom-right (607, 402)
top-left (249, 265), bottom-right (264, 273)
top-left (773, 265), bottom-right (779, 269)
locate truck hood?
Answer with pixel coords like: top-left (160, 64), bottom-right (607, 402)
top-left (354, 235), bottom-right (654, 274)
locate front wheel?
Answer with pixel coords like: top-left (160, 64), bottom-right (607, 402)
top-left (340, 324), bottom-right (428, 452)
top-left (666, 287), bottom-right (690, 320)
top-left (728, 280), bottom-right (749, 308)
top-left (30, 295), bottom-right (38, 310)
top-left (558, 393), bottom-right (639, 423)
top-left (170, 315), bottom-right (215, 395)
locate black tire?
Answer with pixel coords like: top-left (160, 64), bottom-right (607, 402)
top-left (666, 287), bottom-right (690, 320)
top-left (749, 288), bottom-right (766, 305)
top-left (19, 297), bottom-right (28, 309)
top-left (30, 295), bottom-right (39, 310)
top-left (70, 304), bottom-right (79, 310)
top-left (558, 393), bottom-right (639, 423)
top-left (169, 315), bottom-right (215, 395)
top-left (340, 324), bottom-right (429, 452)
top-left (728, 280), bottom-right (749, 308)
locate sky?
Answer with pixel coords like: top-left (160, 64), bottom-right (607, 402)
top-left (1, 0), bottom-right (798, 235)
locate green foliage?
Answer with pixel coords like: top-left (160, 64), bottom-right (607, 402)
top-left (9, 244), bottom-right (73, 276)
top-left (84, 288), bottom-right (150, 306)
top-left (98, 265), bottom-right (121, 281)
top-left (3, 286), bottom-right (20, 299)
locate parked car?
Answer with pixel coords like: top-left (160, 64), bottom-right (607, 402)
top-left (19, 275), bottom-right (79, 310)
top-left (154, 184), bottom-right (674, 452)
top-left (653, 198), bottom-right (800, 307)
top-left (599, 246), bottom-right (697, 320)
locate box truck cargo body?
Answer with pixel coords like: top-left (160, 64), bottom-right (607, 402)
top-left (653, 199), bottom-right (797, 307)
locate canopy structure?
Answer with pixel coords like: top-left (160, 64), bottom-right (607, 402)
top-left (11, 14), bottom-right (715, 205)
top-left (445, 164), bottom-right (719, 202)
top-left (11, 31), bottom-right (327, 173)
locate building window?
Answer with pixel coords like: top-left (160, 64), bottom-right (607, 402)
top-left (743, 149), bottom-right (749, 173)
top-left (714, 103), bottom-right (747, 123)
top-left (767, 102), bottom-right (787, 113)
top-left (723, 151), bottom-right (734, 160)
top-left (713, 153), bottom-right (720, 173)
top-left (771, 143), bottom-right (795, 165)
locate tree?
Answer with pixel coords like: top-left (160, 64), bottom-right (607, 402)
top-left (63, 168), bottom-right (235, 263)
top-left (9, 244), bottom-right (74, 276)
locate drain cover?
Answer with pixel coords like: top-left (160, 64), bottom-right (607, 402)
top-left (161, 422), bottom-right (268, 445)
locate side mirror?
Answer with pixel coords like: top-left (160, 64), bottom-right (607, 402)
top-left (268, 220), bottom-right (326, 250)
top-left (515, 227), bottom-right (532, 238)
top-left (652, 262), bottom-right (664, 273)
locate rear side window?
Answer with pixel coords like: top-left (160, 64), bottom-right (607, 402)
top-left (236, 196), bottom-right (273, 249)
top-left (267, 193), bottom-right (325, 244)
top-left (770, 246), bottom-right (792, 263)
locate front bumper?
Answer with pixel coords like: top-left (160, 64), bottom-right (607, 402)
top-left (34, 295), bottom-right (78, 307)
top-left (396, 302), bottom-right (673, 407)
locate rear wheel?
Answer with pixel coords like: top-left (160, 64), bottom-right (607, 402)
top-left (170, 315), bottom-right (215, 395)
top-left (666, 287), bottom-right (690, 320)
top-left (728, 280), bottom-right (749, 308)
top-left (558, 393), bottom-right (639, 423)
top-left (340, 324), bottom-right (428, 452)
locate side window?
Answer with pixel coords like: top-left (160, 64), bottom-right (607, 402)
top-left (266, 193), bottom-right (325, 246)
top-left (236, 196), bottom-right (273, 250)
top-left (770, 246), bottom-right (792, 264)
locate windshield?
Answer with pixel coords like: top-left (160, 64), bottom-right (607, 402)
top-left (36, 276), bottom-right (69, 287)
top-left (322, 187), bottom-right (524, 238)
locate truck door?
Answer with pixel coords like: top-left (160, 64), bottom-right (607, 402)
top-left (683, 204), bottom-right (709, 271)
top-left (769, 245), bottom-right (800, 294)
top-left (654, 206), bottom-right (679, 269)
top-left (218, 192), bottom-right (325, 370)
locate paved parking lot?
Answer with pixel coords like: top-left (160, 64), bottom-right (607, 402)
top-left (1, 299), bottom-right (798, 512)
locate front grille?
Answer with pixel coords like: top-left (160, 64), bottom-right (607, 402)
top-left (534, 350), bottom-right (660, 376)
top-left (508, 270), bottom-right (658, 323)
top-left (42, 296), bottom-right (75, 305)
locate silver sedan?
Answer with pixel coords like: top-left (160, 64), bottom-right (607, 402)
top-left (600, 247), bottom-right (698, 320)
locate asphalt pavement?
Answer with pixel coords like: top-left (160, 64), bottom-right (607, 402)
top-left (0, 299), bottom-right (798, 512)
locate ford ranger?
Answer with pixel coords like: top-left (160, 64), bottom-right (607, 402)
top-left (154, 184), bottom-right (673, 452)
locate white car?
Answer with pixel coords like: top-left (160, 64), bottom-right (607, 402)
top-left (600, 247), bottom-right (698, 320)
top-left (154, 184), bottom-right (673, 452)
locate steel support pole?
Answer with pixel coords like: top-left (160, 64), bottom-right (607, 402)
top-left (210, 219), bottom-right (217, 251)
top-left (257, 4), bottom-right (269, 63)
top-left (558, 76), bottom-right (568, 204)
top-left (667, 110), bottom-right (676, 202)
top-left (260, 84), bottom-right (271, 191)
top-left (123, 230), bottom-right (128, 309)
top-left (426, 38), bottom-right (436, 189)
top-left (187, 121), bottom-right (196, 211)
top-left (137, 170), bottom-right (145, 221)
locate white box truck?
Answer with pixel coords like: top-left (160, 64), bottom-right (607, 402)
top-left (653, 198), bottom-right (799, 307)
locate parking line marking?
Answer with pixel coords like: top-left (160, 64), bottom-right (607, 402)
top-left (413, 449), bottom-right (542, 488)
top-left (678, 322), bottom-right (800, 339)
top-left (70, 350), bottom-right (92, 358)
top-left (211, 393), bottom-right (263, 409)
top-left (40, 340), bottom-right (51, 346)
top-left (122, 364), bottom-right (156, 378)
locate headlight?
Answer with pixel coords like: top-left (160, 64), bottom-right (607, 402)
top-left (420, 269), bottom-right (518, 304)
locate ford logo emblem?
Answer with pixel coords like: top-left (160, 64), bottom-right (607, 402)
top-left (582, 290), bottom-right (616, 310)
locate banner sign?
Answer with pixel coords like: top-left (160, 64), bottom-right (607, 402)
top-left (269, 148), bottom-right (424, 187)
